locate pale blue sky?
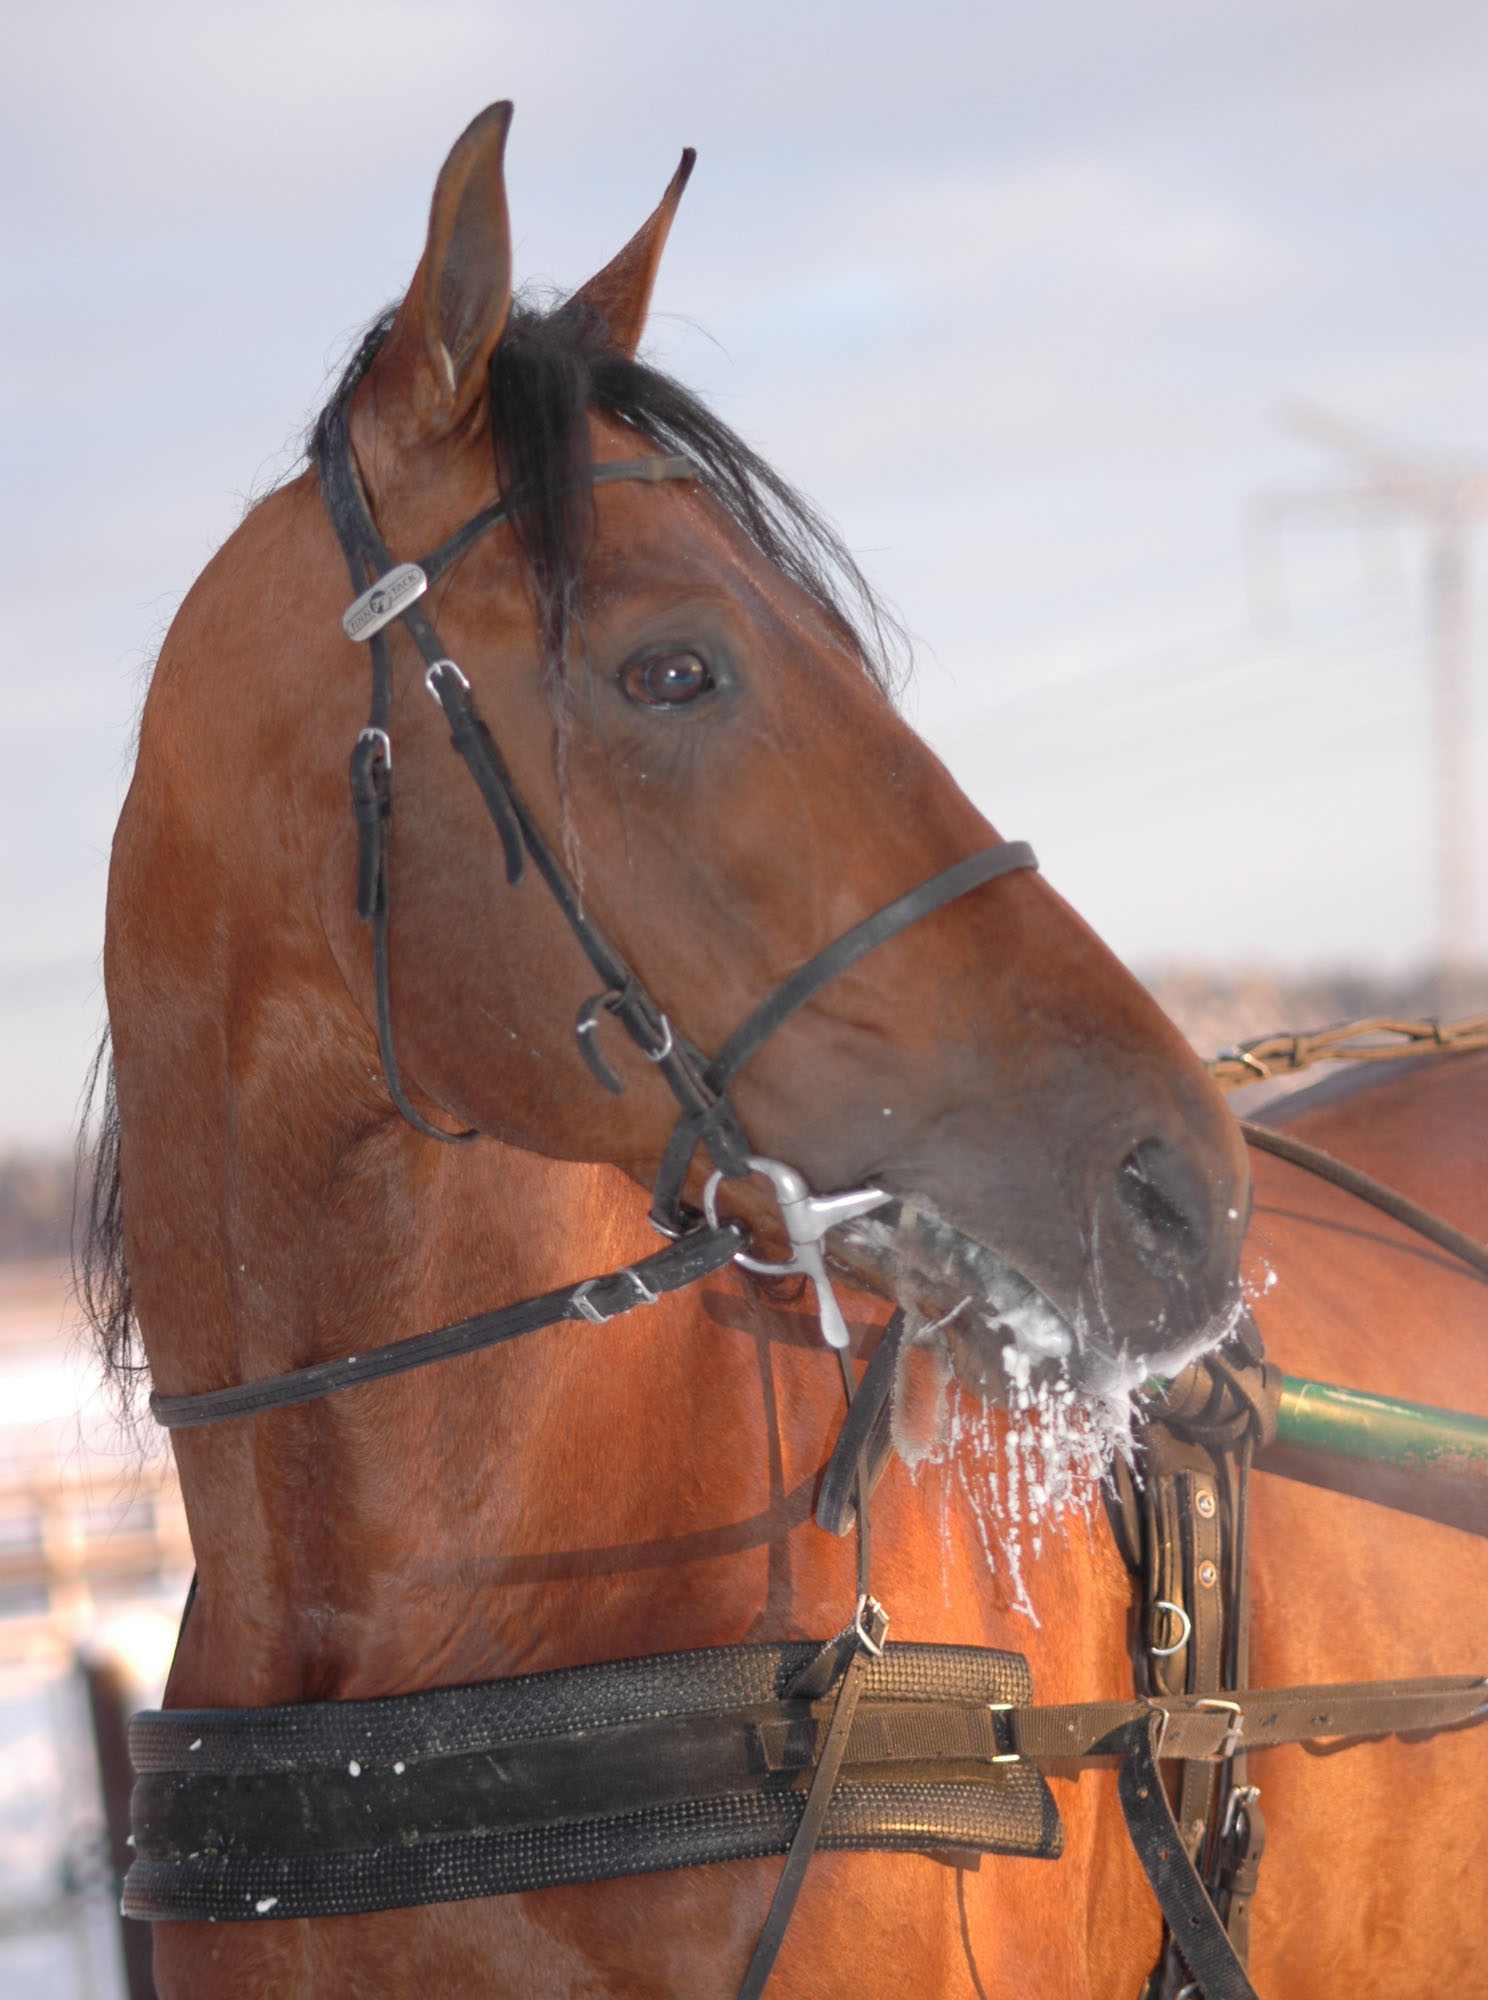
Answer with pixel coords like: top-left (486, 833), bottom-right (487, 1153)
top-left (3, 0), bottom-right (1487, 1144)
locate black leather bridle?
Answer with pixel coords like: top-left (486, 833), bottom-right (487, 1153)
top-left (319, 390), bottom-right (1038, 1293)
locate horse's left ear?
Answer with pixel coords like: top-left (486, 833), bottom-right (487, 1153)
top-left (568, 150), bottom-right (695, 358)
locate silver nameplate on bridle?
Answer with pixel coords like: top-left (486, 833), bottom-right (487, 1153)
top-left (342, 563), bottom-right (428, 642)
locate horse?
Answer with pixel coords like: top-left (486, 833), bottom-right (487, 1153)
top-left (1238, 1052), bottom-right (1488, 1996)
top-left (79, 101), bottom-right (1482, 1997)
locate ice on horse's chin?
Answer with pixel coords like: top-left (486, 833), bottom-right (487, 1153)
top-left (834, 1194), bottom-right (1245, 1417)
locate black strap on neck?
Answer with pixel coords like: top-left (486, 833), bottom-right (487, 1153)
top-left (1240, 1121), bottom-right (1488, 1281)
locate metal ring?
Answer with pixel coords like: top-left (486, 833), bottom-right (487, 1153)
top-left (1149, 1599), bottom-right (1192, 1658)
top-left (357, 725), bottom-right (392, 770)
top-left (701, 1166), bottom-right (801, 1278)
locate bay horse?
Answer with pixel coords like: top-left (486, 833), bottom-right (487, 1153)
top-left (1238, 1053), bottom-right (1488, 1997)
top-left (81, 101), bottom-right (1482, 1998)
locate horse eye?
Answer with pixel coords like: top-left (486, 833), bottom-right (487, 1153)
top-left (620, 650), bottom-right (715, 710)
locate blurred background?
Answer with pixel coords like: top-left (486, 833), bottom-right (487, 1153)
top-left (1, 1), bottom-right (1485, 1990)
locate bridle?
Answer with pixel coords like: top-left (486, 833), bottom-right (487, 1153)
top-left (317, 388), bottom-right (1039, 1336)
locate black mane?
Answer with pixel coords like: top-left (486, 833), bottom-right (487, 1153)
top-left (309, 296), bottom-right (906, 688)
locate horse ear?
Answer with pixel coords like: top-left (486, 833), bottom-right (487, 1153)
top-left (370, 102), bottom-right (515, 440)
top-left (568, 150), bottom-right (695, 358)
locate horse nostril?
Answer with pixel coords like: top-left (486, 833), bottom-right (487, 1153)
top-left (1116, 1139), bottom-right (1203, 1260)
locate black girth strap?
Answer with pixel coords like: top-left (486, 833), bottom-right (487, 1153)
top-left (123, 1640), bottom-right (1060, 1924)
top-left (122, 1653), bottom-right (1484, 1926)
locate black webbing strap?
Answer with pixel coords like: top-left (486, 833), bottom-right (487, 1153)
top-left (149, 1220), bottom-right (744, 1430)
top-left (649, 840), bottom-right (1039, 1232)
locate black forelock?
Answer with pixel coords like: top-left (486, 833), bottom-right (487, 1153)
top-left (310, 295), bottom-right (907, 692)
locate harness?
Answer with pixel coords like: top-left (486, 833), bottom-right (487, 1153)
top-left (124, 402), bottom-right (1488, 2000)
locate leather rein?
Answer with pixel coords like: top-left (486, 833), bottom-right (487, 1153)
top-left (125, 398), bottom-right (1488, 2000)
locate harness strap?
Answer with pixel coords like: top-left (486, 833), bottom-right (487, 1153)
top-left (735, 1317), bottom-right (891, 1998)
top-left (1118, 1711), bottom-right (1259, 2000)
top-left (148, 1220), bottom-right (745, 1430)
top-left (736, 1600), bottom-right (889, 2000)
top-left (815, 1308), bottom-right (907, 1537)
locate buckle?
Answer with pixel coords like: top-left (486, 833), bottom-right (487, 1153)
top-left (570, 1266), bottom-right (661, 1325)
top-left (1195, 1697), bottom-right (1245, 1759)
top-left (853, 1594), bottom-right (889, 1657)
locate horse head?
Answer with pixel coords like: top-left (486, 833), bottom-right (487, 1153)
top-left (298, 103), bottom-right (1248, 1409)
top-left (106, 102), bottom-right (1247, 1467)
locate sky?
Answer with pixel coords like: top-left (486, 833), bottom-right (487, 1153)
top-left (3, 0), bottom-right (1487, 1147)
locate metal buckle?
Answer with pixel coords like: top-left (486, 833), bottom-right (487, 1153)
top-left (1221, 1781), bottom-right (1261, 1840)
top-left (570, 1266), bottom-right (660, 1325)
top-left (343, 562), bottom-right (428, 642)
top-left (986, 1701), bottom-right (1021, 1763)
top-left (424, 658), bottom-right (469, 699)
top-left (1196, 1697), bottom-right (1245, 1759)
top-left (700, 1155), bottom-right (890, 1351)
top-left (356, 726), bottom-right (392, 769)
top-left (853, 1594), bottom-right (888, 1657)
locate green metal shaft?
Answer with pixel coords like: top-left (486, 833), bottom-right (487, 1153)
top-left (1276, 1376), bottom-right (1488, 1472)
